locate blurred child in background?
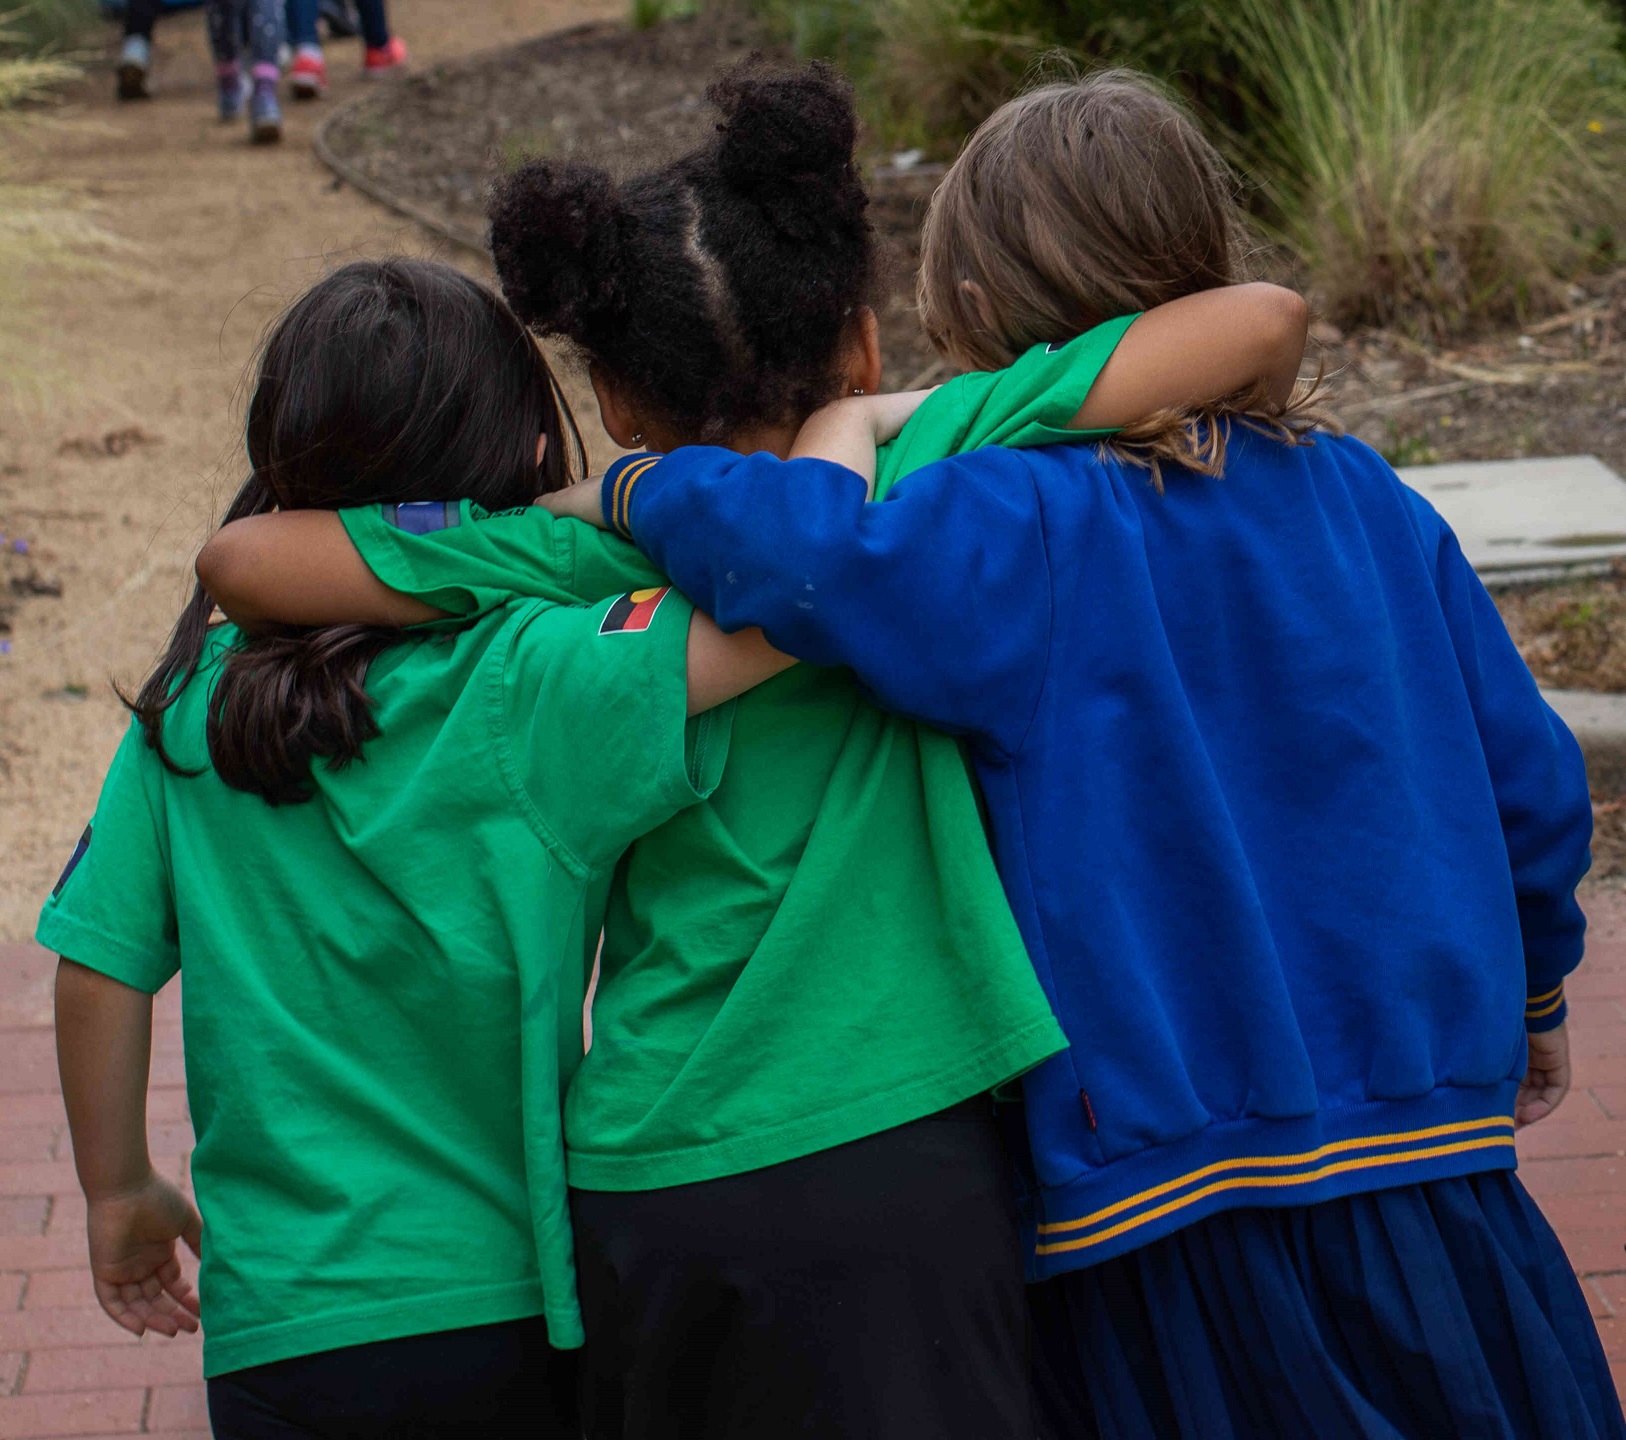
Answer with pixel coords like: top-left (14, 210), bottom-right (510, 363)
top-left (286, 0), bottom-right (404, 97)
top-left (208, 0), bottom-right (284, 141)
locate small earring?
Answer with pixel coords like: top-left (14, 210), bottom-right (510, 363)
top-left (852, 388), bottom-right (865, 396)
top-left (633, 432), bottom-right (644, 445)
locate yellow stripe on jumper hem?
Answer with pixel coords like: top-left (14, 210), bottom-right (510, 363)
top-left (1526, 992), bottom-right (1566, 1020)
top-left (1036, 1116), bottom-right (1515, 1238)
top-left (1527, 983), bottom-right (1564, 1007)
top-left (1035, 1133), bottom-right (1516, 1257)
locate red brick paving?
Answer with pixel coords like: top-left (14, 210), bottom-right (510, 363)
top-left (0, 941), bottom-right (203, 1438)
top-left (7, 892), bottom-right (1626, 1432)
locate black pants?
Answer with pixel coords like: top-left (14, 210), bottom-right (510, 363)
top-left (207, 1317), bottom-right (579, 1439)
top-left (571, 1098), bottom-right (1032, 1440)
top-left (123, 0), bottom-right (163, 40)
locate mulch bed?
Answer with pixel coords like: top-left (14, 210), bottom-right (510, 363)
top-left (323, 11), bottom-right (1626, 877)
top-left (323, 12), bottom-right (1626, 470)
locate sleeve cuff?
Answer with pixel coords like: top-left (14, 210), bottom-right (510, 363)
top-left (35, 911), bottom-right (178, 996)
top-left (603, 453), bottom-right (663, 539)
top-left (1526, 982), bottom-right (1568, 1032)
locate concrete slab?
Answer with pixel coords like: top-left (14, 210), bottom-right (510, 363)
top-left (1399, 455), bottom-right (1626, 584)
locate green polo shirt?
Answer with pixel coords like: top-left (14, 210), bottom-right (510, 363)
top-left (37, 594), bottom-right (729, 1376)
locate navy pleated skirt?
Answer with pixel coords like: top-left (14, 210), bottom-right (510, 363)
top-left (1030, 1170), bottom-right (1625, 1440)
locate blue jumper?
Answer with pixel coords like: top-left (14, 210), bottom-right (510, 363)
top-left (603, 428), bottom-right (1592, 1279)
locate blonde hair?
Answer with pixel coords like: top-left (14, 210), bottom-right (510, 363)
top-left (918, 69), bottom-right (1330, 483)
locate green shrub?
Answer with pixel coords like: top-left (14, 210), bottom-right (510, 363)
top-left (2, 0), bottom-right (99, 57)
top-left (1218, 0), bottom-right (1626, 335)
top-left (631, 0), bottom-right (699, 29)
top-left (634, 0), bottom-right (1626, 333)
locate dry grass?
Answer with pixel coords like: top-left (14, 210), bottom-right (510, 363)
top-left (0, 12), bottom-right (128, 378)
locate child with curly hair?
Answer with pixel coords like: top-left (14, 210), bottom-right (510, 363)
top-left (547, 70), bottom-right (1620, 1440)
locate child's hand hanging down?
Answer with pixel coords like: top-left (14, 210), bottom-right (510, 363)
top-left (1515, 1024), bottom-right (1571, 1128)
top-left (87, 1173), bottom-right (203, 1338)
top-left (56, 959), bottom-right (203, 1338)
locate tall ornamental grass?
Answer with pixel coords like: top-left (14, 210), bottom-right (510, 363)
top-left (1211, 0), bottom-right (1626, 333)
top-left (649, 0), bottom-right (1626, 334)
top-left (1, 1), bottom-right (123, 370)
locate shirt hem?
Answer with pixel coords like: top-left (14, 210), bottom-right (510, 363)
top-left (1020, 1082), bottom-right (1521, 1280)
top-left (565, 1014), bottom-right (1066, 1191)
top-left (201, 1279), bottom-right (573, 1378)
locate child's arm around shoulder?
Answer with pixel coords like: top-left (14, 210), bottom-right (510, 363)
top-left (685, 613), bottom-right (793, 714)
top-left (1072, 282), bottom-right (1309, 430)
top-left (197, 512), bottom-right (441, 630)
top-left (543, 441), bottom-right (1053, 750)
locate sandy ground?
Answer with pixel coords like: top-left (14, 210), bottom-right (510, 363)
top-left (0, 0), bottom-right (618, 940)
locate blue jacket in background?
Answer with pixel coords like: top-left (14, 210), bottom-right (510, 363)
top-left (605, 429), bottom-right (1592, 1278)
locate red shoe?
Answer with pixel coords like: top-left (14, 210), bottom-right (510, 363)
top-left (289, 47), bottom-right (327, 99)
top-left (362, 36), bottom-right (407, 77)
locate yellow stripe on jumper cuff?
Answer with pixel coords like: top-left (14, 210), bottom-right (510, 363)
top-left (1036, 1116), bottom-right (1516, 1240)
top-left (1034, 1131), bottom-right (1516, 1257)
top-left (616, 458), bottom-right (659, 535)
top-left (1526, 989), bottom-right (1566, 1020)
top-left (1527, 982), bottom-right (1564, 1007)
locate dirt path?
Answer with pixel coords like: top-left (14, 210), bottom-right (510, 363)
top-left (0, 0), bottom-right (618, 939)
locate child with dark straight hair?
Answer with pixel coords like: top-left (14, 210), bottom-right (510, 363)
top-left (543, 70), bottom-right (1624, 1440)
top-left (196, 60), bottom-right (1318, 1439)
top-left (43, 257), bottom-right (778, 1439)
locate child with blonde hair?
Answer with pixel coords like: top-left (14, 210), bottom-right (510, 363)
top-left (548, 70), bottom-right (1624, 1440)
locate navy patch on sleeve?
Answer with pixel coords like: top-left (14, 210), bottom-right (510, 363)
top-left (384, 501), bottom-right (461, 535)
top-left (53, 824), bottom-right (91, 897)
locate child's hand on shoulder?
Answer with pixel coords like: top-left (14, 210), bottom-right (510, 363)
top-left (86, 1170), bottom-right (203, 1338)
top-left (536, 477), bottom-right (611, 529)
top-left (791, 388), bottom-right (939, 492)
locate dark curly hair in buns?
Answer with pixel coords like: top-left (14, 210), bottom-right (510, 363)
top-left (488, 56), bottom-right (877, 446)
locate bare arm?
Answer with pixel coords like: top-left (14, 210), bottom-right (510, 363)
top-left (199, 502), bottom-right (784, 709)
top-left (1075, 283), bottom-right (1309, 429)
top-left (197, 512), bottom-right (441, 631)
top-left (55, 960), bottom-right (202, 1337)
top-left (686, 613), bottom-right (795, 715)
top-left (788, 388), bottom-right (938, 489)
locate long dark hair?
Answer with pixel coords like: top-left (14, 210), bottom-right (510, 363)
top-left (488, 57), bottom-right (878, 446)
top-left (126, 258), bottom-right (585, 805)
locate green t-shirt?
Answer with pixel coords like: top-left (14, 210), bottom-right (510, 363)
top-left (36, 595), bottom-right (729, 1376)
top-left (330, 318), bottom-right (1135, 1191)
top-left (340, 513), bottom-right (1066, 1191)
top-left (876, 314), bottom-right (1140, 496)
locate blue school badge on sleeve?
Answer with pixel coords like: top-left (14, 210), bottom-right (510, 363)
top-left (53, 824), bottom-right (91, 897)
top-left (383, 501), bottom-right (461, 535)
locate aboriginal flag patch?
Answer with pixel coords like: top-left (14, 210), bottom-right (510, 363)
top-left (600, 587), bottom-right (670, 636)
top-left (383, 501), bottom-right (460, 535)
top-left (53, 824), bottom-right (91, 897)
